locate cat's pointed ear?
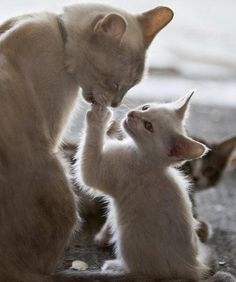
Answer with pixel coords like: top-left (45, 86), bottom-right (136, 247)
top-left (218, 137), bottom-right (236, 160)
top-left (168, 134), bottom-right (209, 161)
top-left (94, 13), bottom-right (127, 42)
top-left (138, 6), bottom-right (174, 48)
top-left (174, 90), bottom-right (194, 120)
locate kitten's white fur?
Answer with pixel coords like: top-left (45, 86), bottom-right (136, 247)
top-left (77, 94), bottom-right (210, 280)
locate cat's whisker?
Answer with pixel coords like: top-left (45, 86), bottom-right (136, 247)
top-left (120, 100), bottom-right (137, 111)
top-left (124, 99), bottom-right (140, 109)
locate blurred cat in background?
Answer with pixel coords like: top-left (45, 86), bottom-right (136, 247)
top-left (182, 137), bottom-right (236, 190)
top-left (181, 136), bottom-right (236, 242)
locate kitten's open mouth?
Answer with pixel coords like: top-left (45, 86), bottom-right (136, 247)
top-left (124, 118), bottom-right (136, 136)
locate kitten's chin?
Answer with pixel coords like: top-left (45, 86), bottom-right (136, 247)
top-left (123, 119), bottom-right (136, 138)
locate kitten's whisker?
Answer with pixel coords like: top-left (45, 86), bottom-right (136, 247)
top-left (120, 101), bottom-right (137, 111)
top-left (123, 99), bottom-right (138, 109)
top-left (120, 103), bottom-right (131, 111)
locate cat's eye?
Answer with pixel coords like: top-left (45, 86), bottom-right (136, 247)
top-left (142, 105), bottom-right (150, 111)
top-left (143, 120), bottom-right (153, 133)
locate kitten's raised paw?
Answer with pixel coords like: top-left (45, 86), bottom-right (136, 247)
top-left (87, 104), bottom-right (111, 124)
top-left (102, 259), bottom-right (127, 274)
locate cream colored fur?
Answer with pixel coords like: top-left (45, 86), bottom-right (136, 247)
top-left (1, 4), bottom-right (233, 282)
top-left (77, 95), bottom-right (211, 280)
top-left (0, 3), bottom-right (176, 282)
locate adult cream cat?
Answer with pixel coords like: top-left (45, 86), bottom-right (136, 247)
top-left (0, 3), bottom-right (174, 282)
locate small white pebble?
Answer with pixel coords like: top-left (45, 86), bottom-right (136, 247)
top-left (219, 261), bottom-right (226, 266)
top-left (71, 260), bottom-right (88, 271)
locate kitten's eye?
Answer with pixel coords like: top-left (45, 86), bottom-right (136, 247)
top-left (143, 120), bottom-right (153, 133)
top-left (142, 105), bottom-right (150, 111)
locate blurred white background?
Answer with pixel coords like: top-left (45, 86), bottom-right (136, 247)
top-left (1, 0), bottom-right (235, 106)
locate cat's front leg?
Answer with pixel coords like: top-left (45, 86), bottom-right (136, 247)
top-left (106, 119), bottom-right (126, 140)
top-left (87, 104), bottom-right (112, 129)
top-left (102, 259), bottom-right (128, 274)
top-left (85, 103), bottom-right (112, 154)
top-left (78, 104), bottom-right (112, 189)
top-left (85, 104), bottom-right (112, 146)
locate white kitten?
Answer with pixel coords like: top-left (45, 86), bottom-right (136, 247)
top-left (76, 92), bottom-right (210, 280)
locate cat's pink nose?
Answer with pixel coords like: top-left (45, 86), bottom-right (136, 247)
top-left (128, 111), bottom-right (136, 119)
top-left (111, 101), bottom-right (121, 108)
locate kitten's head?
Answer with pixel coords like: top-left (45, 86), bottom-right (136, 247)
top-left (183, 137), bottom-right (236, 189)
top-left (123, 92), bottom-right (208, 164)
top-left (63, 4), bottom-right (173, 107)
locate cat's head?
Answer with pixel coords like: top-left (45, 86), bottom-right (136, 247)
top-left (62, 4), bottom-right (173, 107)
top-left (123, 92), bottom-right (209, 165)
top-left (183, 137), bottom-right (236, 189)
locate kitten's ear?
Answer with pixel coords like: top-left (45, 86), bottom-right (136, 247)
top-left (217, 137), bottom-right (236, 160)
top-left (138, 6), bottom-right (174, 47)
top-left (174, 90), bottom-right (194, 120)
top-left (94, 13), bottom-right (127, 42)
top-left (168, 134), bottom-right (209, 161)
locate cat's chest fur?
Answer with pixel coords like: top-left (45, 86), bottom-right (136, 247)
top-left (0, 13), bottom-right (78, 148)
top-left (110, 165), bottom-right (194, 238)
top-left (108, 165), bottom-right (199, 277)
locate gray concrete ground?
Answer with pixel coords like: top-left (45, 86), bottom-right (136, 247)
top-left (61, 99), bottom-right (236, 277)
top-left (191, 106), bottom-right (236, 276)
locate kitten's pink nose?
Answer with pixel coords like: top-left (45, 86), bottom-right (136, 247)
top-left (128, 111), bottom-right (136, 119)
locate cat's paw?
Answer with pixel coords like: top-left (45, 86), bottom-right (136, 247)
top-left (196, 218), bottom-right (212, 243)
top-left (102, 260), bottom-right (126, 274)
top-left (86, 104), bottom-right (112, 124)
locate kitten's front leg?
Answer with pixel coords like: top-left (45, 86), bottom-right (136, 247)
top-left (86, 104), bottom-right (112, 143)
top-left (78, 104), bottom-right (111, 189)
top-left (106, 119), bottom-right (126, 140)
